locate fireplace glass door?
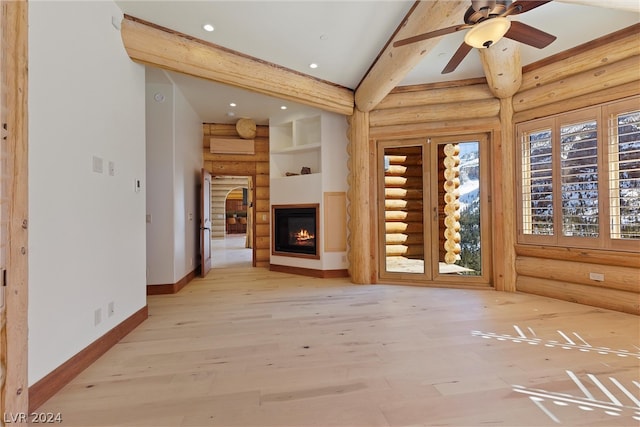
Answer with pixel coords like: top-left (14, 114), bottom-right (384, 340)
top-left (272, 204), bottom-right (320, 259)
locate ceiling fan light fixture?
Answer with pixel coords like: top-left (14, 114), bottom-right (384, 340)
top-left (464, 17), bottom-right (511, 49)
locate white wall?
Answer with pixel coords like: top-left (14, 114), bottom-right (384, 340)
top-left (28, 1), bottom-right (146, 385)
top-left (145, 80), bottom-right (175, 284)
top-left (172, 84), bottom-right (203, 281)
top-left (320, 112), bottom-right (349, 270)
top-left (145, 72), bottom-right (203, 285)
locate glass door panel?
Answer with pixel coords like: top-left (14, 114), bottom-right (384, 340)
top-left (434, 141), bottom-right (482, 276)
top-left (379, 143), bottom-right (428, 276)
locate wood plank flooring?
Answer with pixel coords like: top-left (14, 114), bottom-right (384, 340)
top-left (35, 242), bottom-right (639, 426)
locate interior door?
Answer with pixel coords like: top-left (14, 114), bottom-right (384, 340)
top-left (200, 168), bottom-right (212, 277)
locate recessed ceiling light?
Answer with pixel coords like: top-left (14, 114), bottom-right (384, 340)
top-left (280, 106), bottom-right (287, 110)
top-left (203, 24), bottom-right (214, 32)
top-left (227, 111), bottom-right (236, 117)
top-left (229, 102), bottom-right (237, 107)
top-left (309, 63), bottom-right (318, 69)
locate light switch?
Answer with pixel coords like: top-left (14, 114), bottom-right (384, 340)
top-left (92, 156), bottom-right (103, 173)
top-left (111, 15), bottom-right (121, 30)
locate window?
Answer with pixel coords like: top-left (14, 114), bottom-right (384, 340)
top-left (516, 97), bottom-right (640, 251)
top-left (521, 127), bottom-right (554, 237)
top-left (560, 118), bottom-right (599, 238)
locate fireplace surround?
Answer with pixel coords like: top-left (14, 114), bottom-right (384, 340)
top-left (272, 204), bottom-right (320, 259)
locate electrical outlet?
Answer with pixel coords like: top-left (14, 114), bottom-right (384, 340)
top-left (94, 308), bottom-right (102, 326)
top-left (589, 272), bottom-right (605, 282)
top-left (108, 301), bottom-right (115, 317)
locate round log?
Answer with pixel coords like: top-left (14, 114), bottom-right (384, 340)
top-left (236, 118), bottom-right (257, 139)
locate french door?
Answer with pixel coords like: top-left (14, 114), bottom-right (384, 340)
top-left (378, 134), bottom-right (492, 286)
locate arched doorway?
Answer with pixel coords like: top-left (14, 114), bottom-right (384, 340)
top-left (225, 187), bottom-right (248, 235)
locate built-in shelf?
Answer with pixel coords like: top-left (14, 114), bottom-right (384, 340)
top-left (270, 142), bottom-right (321, 155)
top-left (269, 109), bottom-right (350, 272)
top-left (270, 115), bottom-right (321, 177)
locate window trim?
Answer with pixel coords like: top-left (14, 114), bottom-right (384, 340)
top-left (604, 97), bottom-right (640, 252)
top-left (516, 118), bottom-right (556, 246)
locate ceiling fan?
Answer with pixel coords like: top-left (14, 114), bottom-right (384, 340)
top-left (393, 0), bottom-right (557, 74)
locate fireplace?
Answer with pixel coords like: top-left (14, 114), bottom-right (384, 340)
top-left (272, 204), bottom-right (320, 259)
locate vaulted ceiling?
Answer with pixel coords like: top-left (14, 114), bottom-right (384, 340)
top-left (116, 0), bottom-right (639, 124)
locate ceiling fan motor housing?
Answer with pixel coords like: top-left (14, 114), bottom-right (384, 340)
top-left (467, 0), bottom-right (511, 24)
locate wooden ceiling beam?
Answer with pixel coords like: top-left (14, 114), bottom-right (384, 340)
top-left (120, 16), bottom-right (354, 116)
top-left (355, 0), bottom-right (470, 113)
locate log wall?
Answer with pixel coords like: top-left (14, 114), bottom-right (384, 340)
top-left (203, 124), bottom-right (270, 268)
top-left (512, 24), bottom-right (640, 315)
top-left (383, 146), bottom-right (424, 259)
top-left (1, 0), bottom-right (29, 416)
top-left (370, 79), bottom-right (502, 283)
top-left (514, 24), bottom-right (640, 123)
top-left (346, 110), bottom-right (375, 283)
top-left (367, 25), bottom-right (639, 315)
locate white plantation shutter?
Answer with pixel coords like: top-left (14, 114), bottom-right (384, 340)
top-left (521, 128), bottom-right (554, 236)
top-left (560, 119), bottom-right (599, 238)
top-left (609, 108), bottom-right (640, 240)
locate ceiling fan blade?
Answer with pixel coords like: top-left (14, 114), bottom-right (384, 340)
top-left (504, 21), bottom-right (557, 49)
top-left (393, 24), bottom-right (469, 48)
top-left (442, 42), bottom-right (474, 74)
top-left (504, 0), bottom-right (552, 16)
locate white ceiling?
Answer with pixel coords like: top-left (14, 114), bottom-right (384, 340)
top-left (116, 1), bottom-right (639, 125)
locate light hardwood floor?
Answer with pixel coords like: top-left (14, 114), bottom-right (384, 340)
top-left (35, 239), bottom-right (639, 426)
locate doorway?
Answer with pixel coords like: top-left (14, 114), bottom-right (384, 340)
top-left (225, 187), bottom-right (248, 235)
top-left (377, 134), bottom-right (492, 286)
top-left (209, 176), bottom-right (253, 268)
